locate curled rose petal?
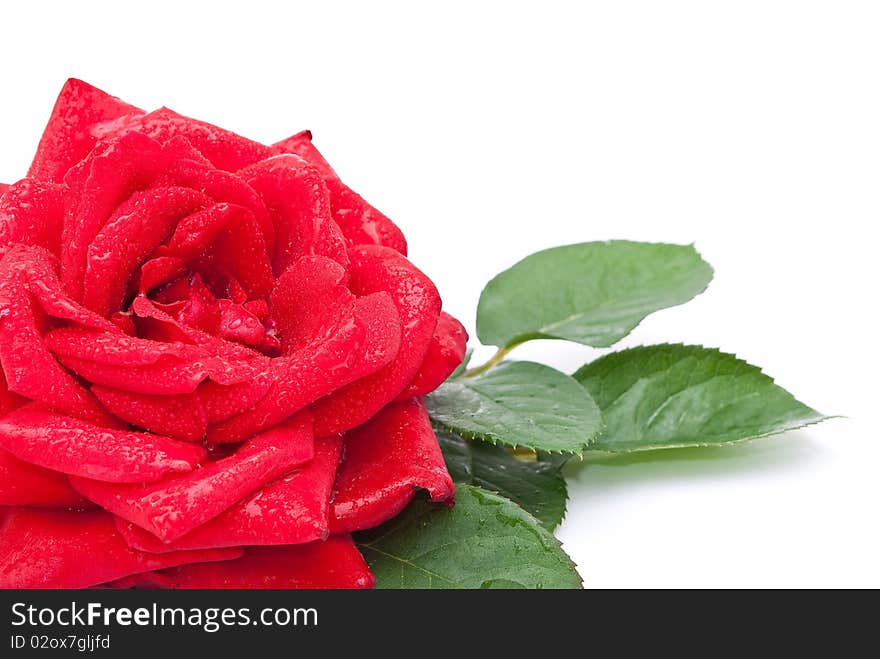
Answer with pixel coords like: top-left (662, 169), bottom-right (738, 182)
top-left (325, 180), bottom-right (409, 254)
top-left (157, 202), bottom-right (274, 300)
top-left (82, 186), bottom-right (209, 316)
top-left (0, 405), bottom-right (207, 483)
top-left (46, 326), bottom-right (200, 367)
top-left (129, 295), bottom-right (273, 366)
top-left (396, 311), bottom-right (469, 399)
top-left (159, 202), bottom-right (252, 262)
top-left (55, 353), bottom-right (220, 396)
top-left (155, 538), bottom-right (374, 589)
top-left (71, 412), bottom-right (314, 541)
top-left (156, 143), bottom-right (274, 247)
top-left (0, 508), bottom-right (241, 589)
top-left (92, 386), bottom-right (209, 442)
top-left (268, 255), bottom-right (357, 354)
top-left (0, 450), bottom-right (90, 507)
top-left (209, 216), bottom-right (275, 303)
top-left (132, 108), bottom-right (272, 173)
top-left (240, 155), bottom-right (348, 273)
top-left (28, 78), bottom-right (145, 183)
top-left (46, 327), bottom-right (265, 395)
top-left (0, 179), bottom-right (65, 259)
top-left (197, 376), bottom-right (273, 424)
top-left (272, 131), bottom-right (407, 254)
top-left (118, 436), bottom-right (342, 552)
top-left (1, 347), bottom-right (81, 506)
top-left (330, 398), bottom-right (454, 534)
top-left (271, 131), bottom-right (336, 178)
top-left (1, 244), bottom-right (119, 333)
top-left (0, 367), bottom-right (24, 416)
top-left (61, 131), bottom-right (168, 300)
top-left (0, 252), bottom-right (118, 426)
top-left (139, 256), bottom-right (187, 293)
top-left (311, 245), bottom-right (441, 435)
top-left (102, 571), bottom-right (175, 589)
top-left (207, 291), bottom-right (401, 443)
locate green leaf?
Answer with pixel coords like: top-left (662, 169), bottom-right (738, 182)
top-left (573, 344), bottom-right (830, 452)
top-left (436, 427), bottom-right (569, 529)
top-left (425, 360), bottom-right (603, 454)
top-left (476, 241), bottom-right (713, 349)
top-left (357, 484), bottom-right (582, 589)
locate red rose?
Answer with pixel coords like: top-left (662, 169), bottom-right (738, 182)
top-left (0, 79), bottom-right (466, 589)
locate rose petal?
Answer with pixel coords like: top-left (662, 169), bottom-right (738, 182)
top-left (46, 327), bottom-right (264, 395)
top-left (326, 179), bottom-right (409, 254)
top-left (56, 354), bottom-right (215, 396)
top-left (133, 108), bottom-right (272, 172)
top-left (271, 130), bottom-right (336, 178)
top-left (272, 131), bottom-right (407, 254)
top-left (130, 295), bottom-right (272, 366)
top-left (215, 299), bottom-right (279, 353)
top-left (0, 179), bottom-right (65, 259)
top-left (98, 572), bottom-right (174, 590)
top-left (1, 349), bottom-right (72, 508)
top-left (28, 78), bottom-right (145, 183)
top-left (0, 405), bottom-right (207, 483)
top-left (118, 436), bottom-right (342, 552)
top-left (268, 255), bottom-right (356, 354)
top-left (92, 386), bottom-right (208, 442)
top-left (71, 412), bottom-right (314, 541)
top-left (102, 571), bottom-right (175, 589)
top-left (0, 366), bottom-right (24, 416)
top-left (197, 376), bottom-right (272, 424)
top-left (159, 203), bottom-right (238, 260)
top-left (82, 186), bottom-right (208, 316)
top-left (244, 299), bottom-right (268, 319)
top-left (310, 246), bottom-right (441, 435)
top-left (0, 252), bottom-right (117, 426)
top-left (46, 326), bottom-right (200, 367)
top-left (0, 508), bottom-right (241, 589)
top-left (20, 250), bottom-right (120, 333)
top-left (0, 450), bottom-right (89, 507)
top-left (240, 155), bottom-right (348, 273)
top-left (157, 152), bottom-right (274, 249)
top-left (162, 276), bottom-right (276, 353)
top-left (396, 311), bottom-right (468, 399)
top-left (157, 134), bottom-right (214, 166)
top-left (207, 211), bottom-right (275, 301)
top-left (156, 202), bottom-right (273, 300)
top-left (61, 131), bottom-right (167, 300)
top-left (206, 292), bottom-right (401, 443)
top-left (139, 256), bottom-right (187, 293)
top-left (156, 538), bottom-right (374, 589)
top-left (330, 398), bottom-right (454, 533)
top-left (0, 246), bottom-right (118, 335)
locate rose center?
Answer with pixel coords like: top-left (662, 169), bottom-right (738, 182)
top-left (135, 272), bottom-right (281, 357)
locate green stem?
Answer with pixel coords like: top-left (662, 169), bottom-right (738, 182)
top-left (462, 343), bottom-right (520, 378)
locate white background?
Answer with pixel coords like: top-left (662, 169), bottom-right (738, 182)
top-left (1, 1), bottom-right (877, 587)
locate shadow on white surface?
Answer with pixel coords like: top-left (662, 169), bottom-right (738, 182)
top-left (555, 422), bottom-right (879, 588)
top-left (564, 430), bottom-right (826, 490)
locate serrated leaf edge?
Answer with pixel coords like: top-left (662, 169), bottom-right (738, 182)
top-left (428, 360), bottom-right (606, 456)
top-left (430, 417), bottom-right (592, 458)
top-left (574, 342), bottom-right (836, 453)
